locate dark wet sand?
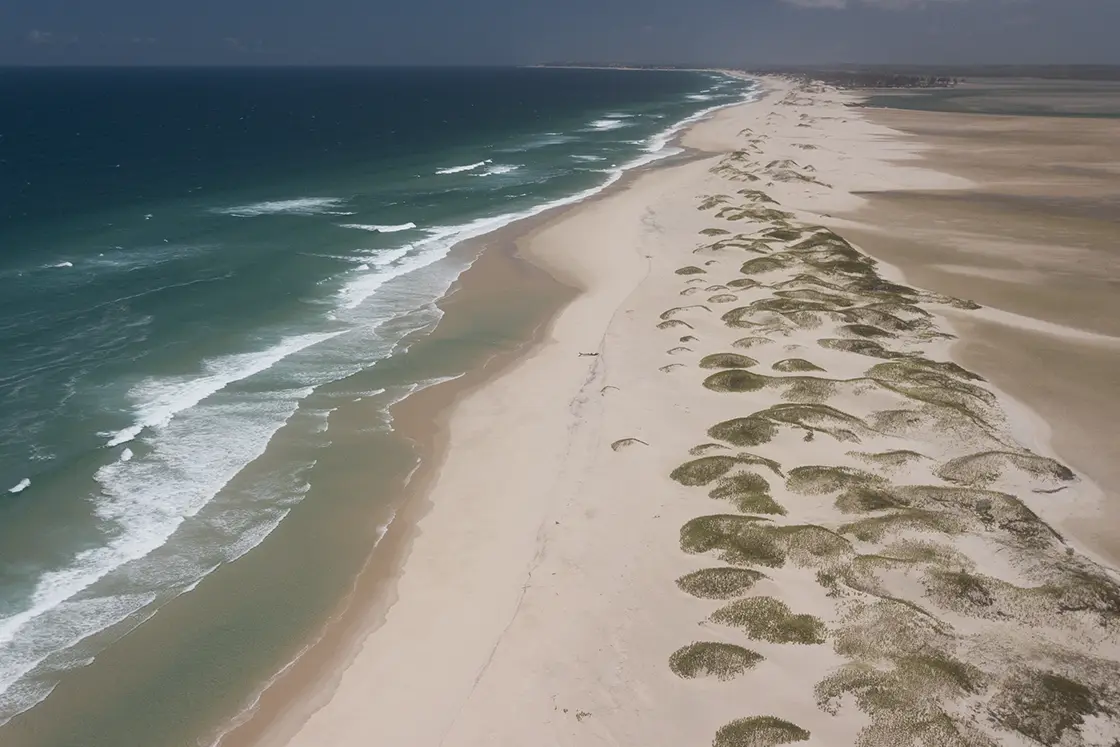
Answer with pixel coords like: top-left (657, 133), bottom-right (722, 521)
top-left (840, 104), bottom-right (1120, 562)
top-left (208, 224), bottom-right (575, 747)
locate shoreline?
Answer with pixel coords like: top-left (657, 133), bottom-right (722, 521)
top-left (209, 94), bottom-right (756, 747)
top-left (0, 72), bottom-right (761, 747)
top-left (237, 75), bottom-right (1120, 747)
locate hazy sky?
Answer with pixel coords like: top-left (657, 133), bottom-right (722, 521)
top-left (2, 0), bottom-right (1117, 66)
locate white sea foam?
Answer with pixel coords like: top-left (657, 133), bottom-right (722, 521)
top-left (477, 164), bottom-right (520, 176)
top-left (106, 331), bottom-right (341, 448)
top-left (572, 154), bottom-right (606, 162)
top-left (338, 222), bottom-right (417, 233)
top-left (0, 590), bottom-right (159, 724)
top-left (119, 448), bottom-right (133, 463)
top-left (0, 376), bottom-right (325, 724)
top-left (84, 243), bottom-right (219, 274)
top-left (335, 245), bottom-right (434, 312)
top-left (49, 261), bottom-right (74, 269)
top-left (7, 479), bottom-right (30, 494)
top-left (586, 118), bottom-right (631, 132)
top-left (338, 80), bottom-right (760, 318)
top-left (505, 133), bottom-right (576, 152)
top-left (687, 93), bottom-right (714, 101)
top-left (435, 160), bottom-right (491, 175)
top-left (213, 198), bottom-right (350, 218)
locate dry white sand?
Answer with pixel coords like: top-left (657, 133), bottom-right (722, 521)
top-left (256, 77), bottom-right (1120, 747)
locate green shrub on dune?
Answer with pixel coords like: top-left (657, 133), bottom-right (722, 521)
top-left (671, 456), bottom-right (743, 486)
top-left (744, 403), bottom-right (868, 443)
top-left (708, 417), bottom-right (779, 447)
top-left (716, 205), bottom-right (794, 223)
top-left (839, 510), bottom-right (967, 542)
top-left (689, 443), bottom-right (731, 456)
top-left (736, 188), bottom-right (778, 204)
top-left (786, 465), bottom-right (888, 495)
top-left (733, 336), bottom-right (773, 349)
top-left (713, 717), bottom-right (810, 747)
top-left (710, 473), bottom-right (787, 515)
top-left (989, 668), bottom-right (1112, 747)
top-left (834, 485), bottom-right (909, 513)
top-left (698, 195), bottom-right (731, 211)
top-left (773, 288), bottom-right (855, 308)
top-left (669, 642), bottom-right (763, 681)
top-left (680, 514), bottom-right (785, 567)
top-left (704, 369), bottom-right (772, 393)
top-left (676, 567), bottom-right (768, 599)
top-left (840, 323), bottom-right (894, 339)
top-left (935, 451), bottom-right (1075, 490)
top-left (772, 358), bottom-right (825, 373)
top-left (660, 304), bottom-right (711, 319)
top-left (711, 597), bottom-right (827, 644)
top-left (818, 338), bottom-right (901, 359)
top-left (761, 227), bottom-right (804, 242)
top-left (849, 450), bottom-right (930, 470)
top-left (700, 353), bottom-right (759, 370)
top-left (739, 256), bottom-right (793, 275)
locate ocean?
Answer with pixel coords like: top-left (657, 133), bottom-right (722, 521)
top-left (0, 66), bottom-right (755, 744)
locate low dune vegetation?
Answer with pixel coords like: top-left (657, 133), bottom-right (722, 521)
top-left (655, 169), bottom-right (1120, 747)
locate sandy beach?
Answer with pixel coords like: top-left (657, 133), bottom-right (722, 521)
top-left (236, 77), bottom-right (1120, 747)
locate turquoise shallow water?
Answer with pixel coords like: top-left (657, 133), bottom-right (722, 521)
top-left (0, 66), bottom-right (757, 732)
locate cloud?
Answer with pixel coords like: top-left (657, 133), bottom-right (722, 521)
top-left (782, 0), bottom-right (969, 8)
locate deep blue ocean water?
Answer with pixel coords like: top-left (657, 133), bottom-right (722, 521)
top-left (0, 66), bottom-right (755, 723)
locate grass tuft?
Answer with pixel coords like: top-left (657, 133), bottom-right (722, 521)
top-left (676, 567), bottom-right (767, 599)
top-left (700, 353), bottom-right (759, 370)
top-left (772, 358), bottom-right (825, 373)
top-left (709, 417), bottom-right (779, 448)
top-left (786, 465), bottom-right (888, 495)
top-left (680, 514), bottom-right (784, 567)
top-left (713, 717), bottom-right (810, 747)
top-left (704, 370), bottom-right (773, 393)
top-left (989, 669), bottom-right (1105, 746)
top-left (733, 336), bottom-right (772, 349)
top-left (710, 473), bottom-right (787, 515)
top-left (671, 457), bottom-right (743, 486)
top-left (711, 597), bottom-right (827, 644)
top-left (669, 642), bottom-right (763, 681)
top-left (935, 451), bottom-right (1075, 489)
top-left (818, 338), bottom-right (901, 360)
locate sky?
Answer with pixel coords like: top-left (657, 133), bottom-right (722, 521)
top-left (1, 0), bottom-right (1118, 66)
